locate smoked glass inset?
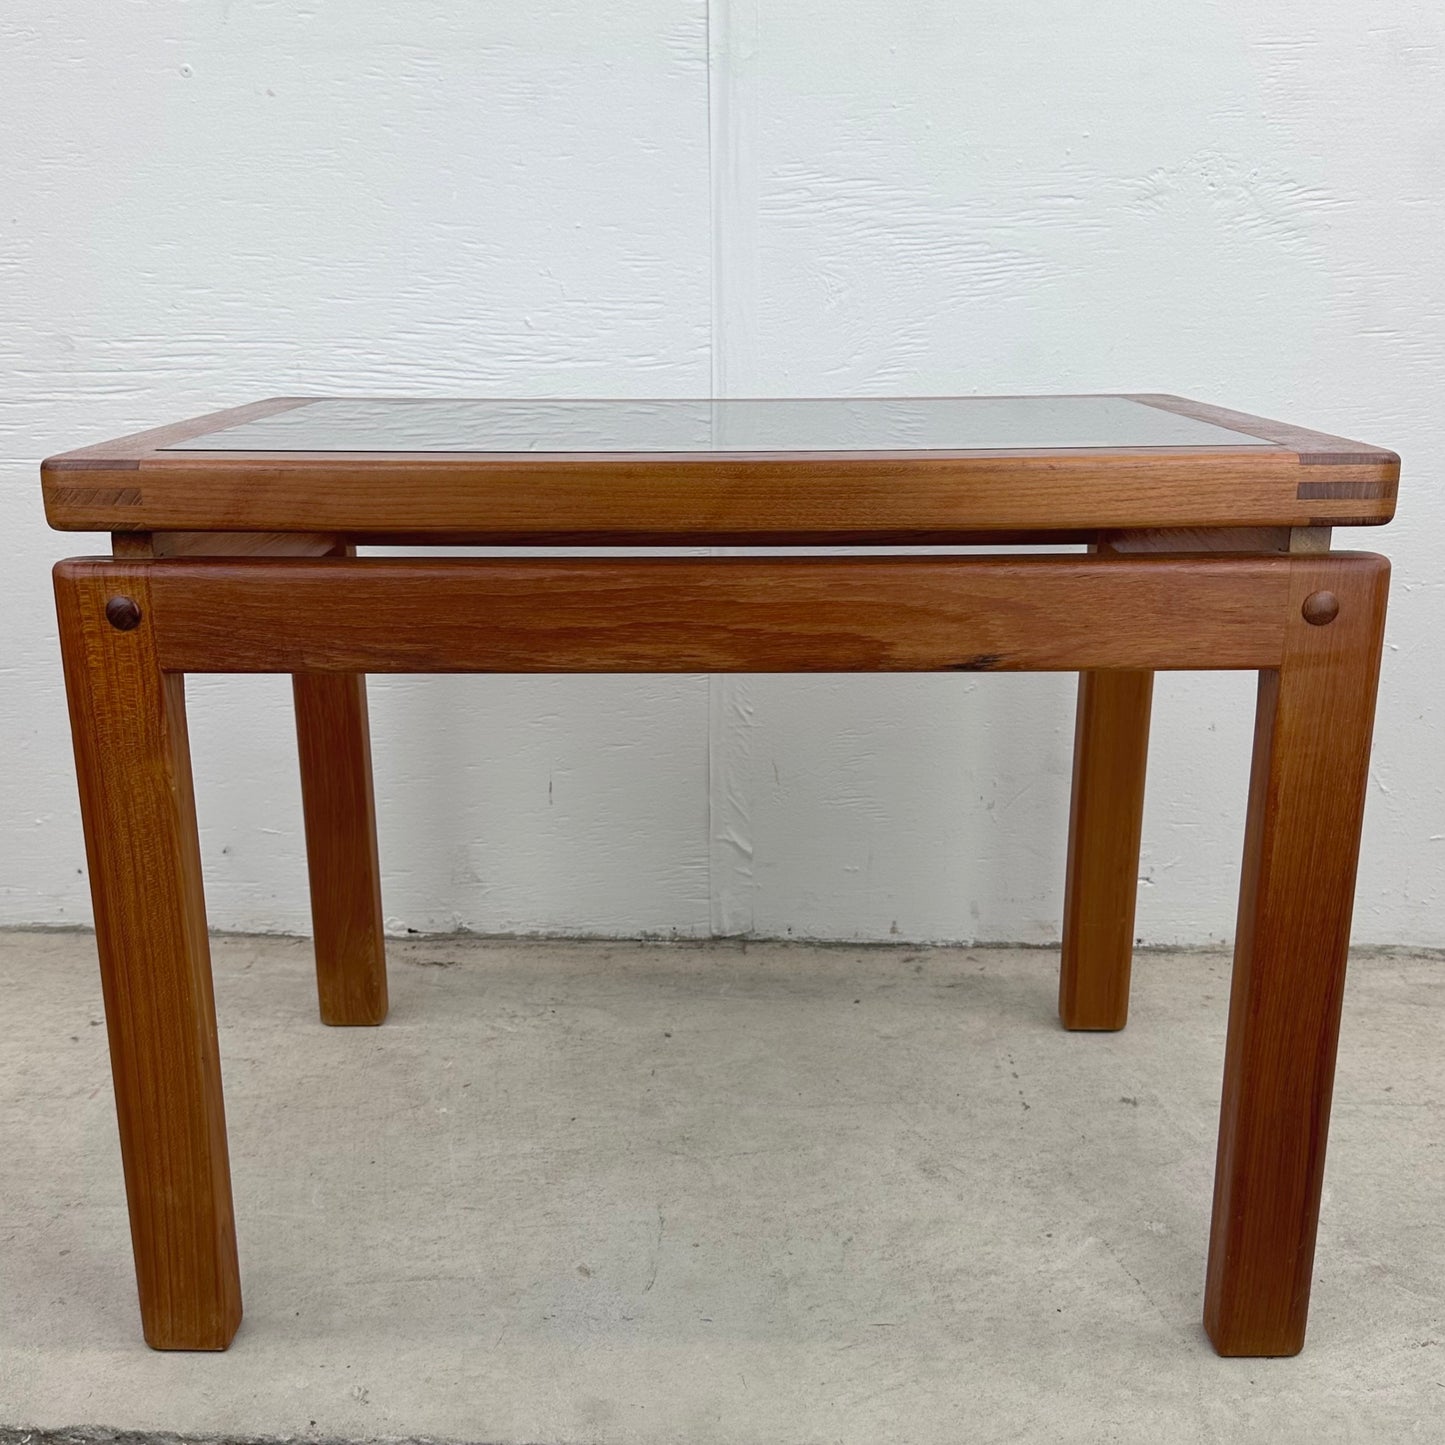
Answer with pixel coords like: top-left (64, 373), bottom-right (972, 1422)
top-left (162, 397), bottom-right (1279, 455)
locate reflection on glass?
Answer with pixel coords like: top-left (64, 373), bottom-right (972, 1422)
top-left (163, 397), bottom-right (1278, 454)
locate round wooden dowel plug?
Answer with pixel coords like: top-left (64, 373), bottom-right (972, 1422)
top-left (104, 596), bottom-right (143, 631)
top-left (1301, 591), bottom-right (1340, 626)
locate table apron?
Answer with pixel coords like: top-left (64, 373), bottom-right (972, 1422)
top-left (53, 553), bottom-right (1388, 675)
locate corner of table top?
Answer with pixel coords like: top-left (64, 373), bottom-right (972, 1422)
top-left (1126, 393), bottom-right (1401, 470)
top-left (43, 397), bottom-right (316, 471)
top-left (41, 398), bottom-right (318, 532)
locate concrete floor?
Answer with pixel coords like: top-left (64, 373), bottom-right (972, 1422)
top-left (0, 932), bottom-right (1441, 1445)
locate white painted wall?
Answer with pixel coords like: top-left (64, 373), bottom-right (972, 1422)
top-left (3, 2), bottom-right (1441, 945)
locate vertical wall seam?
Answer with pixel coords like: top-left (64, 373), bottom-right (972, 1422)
top-left (705, 0), bottom-right (725, 933)
top-left (704, 0), bottom-right (758, 936)
top-left (704, 0), bottom-right (718, 933)
top-left (705, 0), bottom-right (717, 398)
top-left (707, 0), bottom-right (758, 399)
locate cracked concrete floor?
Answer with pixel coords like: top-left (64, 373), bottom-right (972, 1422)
top-left (0, 931), bottom-right (1442, 1444)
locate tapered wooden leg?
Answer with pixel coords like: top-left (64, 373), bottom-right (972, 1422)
top-left (1204, 556), bottom-right (1390, 1356)
top-left (1059, 669), bottom-right (1153, 1029)
top-left (55, 566), bottom-right (241, 1350)
top-left (293, 672), bottom-right (388, 1025)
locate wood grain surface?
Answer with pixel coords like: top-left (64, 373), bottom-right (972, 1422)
top-left (46, 553), bottom-right (1335, 676)
top-left (1058, 669), bottom-right (1154, 1030)
top-left (55, 566), bottom-right (242, 1350)
top-left (1203, 552), bottom-right (1390, 1356)
top-left (294, 671), bottom-right (389, 1026)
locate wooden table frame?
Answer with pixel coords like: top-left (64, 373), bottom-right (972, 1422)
top-left (53, 531), bottom-right (1389, 1358)
top-left (45, 394), bottom-right (1399, 1355)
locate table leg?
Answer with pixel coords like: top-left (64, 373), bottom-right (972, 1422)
top-left (293, 672), bottom-right (388, 1025)
top-left (55, 568), bottom-right (241, 1350)
top-left (1204, 557), bottom-right (1389, 1355)
top-left (1059, 669), bottom-right (1153, 1030)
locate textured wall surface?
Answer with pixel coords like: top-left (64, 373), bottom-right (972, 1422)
top-left (3, 2), bottom-right (1441, 944)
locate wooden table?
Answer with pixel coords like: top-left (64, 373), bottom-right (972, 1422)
top-left (43, 394), bottom-right (1399, 1356)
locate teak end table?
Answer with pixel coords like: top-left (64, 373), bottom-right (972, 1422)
top-left (42, 395), bottom-right (1399, 1356)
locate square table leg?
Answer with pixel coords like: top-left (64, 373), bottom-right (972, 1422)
top-left (1059, 668), bottom-right (1153, 1030)
top-left (1204, 557), bottom-right (1389, 1355)
top-left (55, 567), bottom-right (241, 1350)
top-left (293, 671), bottom-right (388, 1025)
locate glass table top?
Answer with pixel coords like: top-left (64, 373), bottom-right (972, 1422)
top-left (162, 397), bottom-right (1279, 455)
